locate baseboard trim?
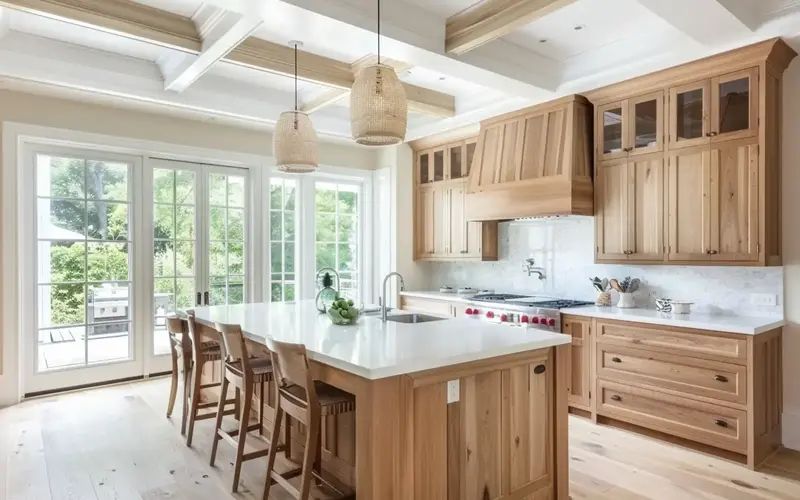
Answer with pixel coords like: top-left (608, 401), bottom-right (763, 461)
top-left (782, 409), bottom-right (800, 451)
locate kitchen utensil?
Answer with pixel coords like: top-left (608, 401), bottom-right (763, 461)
top-left (610, 279), bottom-right (622, 292)
top-left (627, 278), bottom-right (641, 293)
top-left (670, 301), bottom-right (694, 314)
top-left (654, 298), bottom-right (672, 312)
top-left (620, 277), bottom-right (631, 292)
top-left (590, 278), bottom-right (603, 292)
top-left (601, 278), bottom-right (609, 291)
top-left (617, 292), bottom-right (635, 308)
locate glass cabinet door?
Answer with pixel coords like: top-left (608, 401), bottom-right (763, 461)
top-left (417, 151), bottom-right (430, 184)
top-left (598, 101), bottom-right (628, 160)
top-left (711, 68), bottom-right (758, 142)
top-left (433, 148), bottom-right (445, 182)
top-left (669, 80), bottom-right (710, 149)
top-left (449, 144), bottom-right (464, 180)
top-left (628, 91), bottom-right (663, 156)
top-left (465, 140), bottom-right (476, 177)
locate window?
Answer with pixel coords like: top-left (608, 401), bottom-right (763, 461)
top-left (315, 181), bottom-right (361, 302)
top-left (269, 177), bottom-right (296, 302)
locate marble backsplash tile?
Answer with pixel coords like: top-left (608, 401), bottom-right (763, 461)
top-left (424, 217), bottom-right (783, 317)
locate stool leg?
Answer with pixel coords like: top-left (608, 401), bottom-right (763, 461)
top-left (166, 347), bottom-right (179, 418)
top-left (258, 381), bottom-right (265, 436)
top-left (180, 357), bottom-right (191, 435)
top-left (231, 380), bottom-right (252, 493)
top-left (263, 405), bottom-right (284, 500)
top-left (299, 411), bottom-right (321, 500)
top-left (314, 423), bottom-right (323, 487)
top-left (185, 359), bottom-right (202, 447)
top-left (210, 375), bottom-right (229, 467)
top-left (234, 387), bottom-right (241, 421)
top-left (284, 414), bottom-right (292, 461)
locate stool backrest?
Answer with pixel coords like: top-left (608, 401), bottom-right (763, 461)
top-left (266, 338), bottom-right (316, 407)
top-left (166, 315), bottom-right (186, 337)
top-left (186, 311), bottom-right (219, 362)
top-left (215, 322), bottom-right (252, 375)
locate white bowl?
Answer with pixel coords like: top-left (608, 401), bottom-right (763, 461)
top-left (670, 301), bottom-right (694, 314)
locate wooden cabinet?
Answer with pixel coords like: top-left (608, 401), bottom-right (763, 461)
top-left (589, 39), bottom-right (793, 266)
top-left (591, 318), bottom-right (783, 468)
top-left (414, 135), bottom-right (498, 262)
top-left (596, 155), bottom-right (664, 262)
top-left (562, 315), bottom-right (592, 411)
top-left (598, 91), bottom-right (664, 161)
top-left (667, 141), bottom-right (759, 263)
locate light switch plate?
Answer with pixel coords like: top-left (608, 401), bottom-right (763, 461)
top-left (447, 380), bottom-right (460, 404)
top-left (751, 293), bottom-right (778, 307)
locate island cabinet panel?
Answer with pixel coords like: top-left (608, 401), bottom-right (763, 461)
top-left (412, 351), bottom-right (556, 500)
top-left (561, 315), bottom-right (592, 411)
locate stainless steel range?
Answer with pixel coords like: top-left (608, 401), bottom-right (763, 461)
top-left (463, 293), bottom-right (593, 331)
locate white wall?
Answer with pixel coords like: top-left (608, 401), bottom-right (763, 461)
top-left (781, 58), bottom-right (800, 450)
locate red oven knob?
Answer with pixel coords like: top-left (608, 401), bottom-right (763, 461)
top-left (547, 318), bottom-right (556, 327)
top-left (465, 308), bottom-right (473, 315)
top-left (473, 309), bottom-right (480, 315)
top-left (500, 314), bottom-right (508, 322)
top-left (531, 316), bottom-right (539, 324)
top-left (486, 311), bottom-right (495, 319)
top-left (521, 315), bottom-right (529, 323)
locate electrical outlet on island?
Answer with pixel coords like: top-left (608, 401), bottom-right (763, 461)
top-left (750, 293), bottom-right (778, 307)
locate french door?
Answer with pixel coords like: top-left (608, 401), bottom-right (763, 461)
top-left (145, 159), bottom-right (251, 370)
top-left (23, 149), bottom-right (251, 394)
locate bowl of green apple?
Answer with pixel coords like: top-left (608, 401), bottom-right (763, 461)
top-left (326, 298), bottom-right (360, 325)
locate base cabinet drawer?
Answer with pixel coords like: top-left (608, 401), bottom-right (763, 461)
top-left (597, 344), bottom-right (746, 405)
top-left (597, 380), bottom-right (747, 453)
top-left (595, 320), bottom-right (747, 363)
top-left (399, 296), bottom-right (454, 317)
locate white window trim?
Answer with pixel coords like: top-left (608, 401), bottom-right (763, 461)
top-left (263, 165), bottom-right (374, 306)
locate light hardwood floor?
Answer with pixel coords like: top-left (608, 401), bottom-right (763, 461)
top-left (2, 377), bottom-right (800, 499)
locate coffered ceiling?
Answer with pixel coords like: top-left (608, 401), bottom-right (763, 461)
top-left (0, 0), bottom-right (798, 145)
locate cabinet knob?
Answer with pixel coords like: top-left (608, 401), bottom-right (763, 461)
top-left (533, 364), bottom-right (546, 375)
top-left (709, 131), bottom-right (718, 137)
top-left (611, 357), bottom-right (622, 363)
top-left (714, 375), bottom-right (728, 383)
top-left (714, 419), bottom-right (728, 428)
top-left (709, 250), bottom-right (718, 255)
top-left (610, 395), bottom-right (622, 402)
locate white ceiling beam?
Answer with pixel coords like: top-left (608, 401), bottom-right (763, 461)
top-left (0, 31), bottom-right (353, 136)
top-left (445, 0), bottom-right (578, 55)
top-left (208, 0), bottom-right (561, 95)
top-left (0, 0), bottom-right (456, 117)
top-left (635, 0), bottom-right (755, 46)
top-left (162, 4), bottom-right (263, 92)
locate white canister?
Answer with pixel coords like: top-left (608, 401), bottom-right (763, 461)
top-left (617, 292), bottom-right (635, 309)
top-left (670, 301), bottom-right (694, 314)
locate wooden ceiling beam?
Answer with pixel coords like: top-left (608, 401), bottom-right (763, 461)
top-left (0, 0), bottom-right (455, 117)
top-left (446, 0), bottom-right (578, 55)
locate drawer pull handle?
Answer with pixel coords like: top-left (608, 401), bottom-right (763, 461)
top-left (610, 395), bottom-right (622, 402)
top-left (611, 357), bottom-right (622, 363)
top-left (714, 419), bottom-right (728, 428)
top-left (714, 375), bottom-right (728, 383)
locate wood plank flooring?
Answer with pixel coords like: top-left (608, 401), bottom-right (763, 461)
top-left (1, 377), bottom-right (799, 499)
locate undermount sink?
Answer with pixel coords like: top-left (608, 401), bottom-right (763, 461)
top-left (385, 313), bottom-right (447, 324)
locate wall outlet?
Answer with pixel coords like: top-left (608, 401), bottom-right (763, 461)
top-left (751, 293), bottom-right (778, 307)
top-left (447, 380), bottom-right (460, 404)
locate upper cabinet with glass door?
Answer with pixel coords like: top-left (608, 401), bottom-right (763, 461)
top-left (597, 91), bottom-right (664, 161)
top-left (416, 138), bottom-right (478, 184)
top-left (668, 68), bottom-right (758, 149)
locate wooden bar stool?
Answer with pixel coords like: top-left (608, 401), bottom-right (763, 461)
top-left (165, 313), bottom-right (192, 434)
top-left (210, 322), bottom-right (275, 493)
top-left (263, 338), bottom-right (356, 500)
top-left (184, 312), bottom-right (238, 447)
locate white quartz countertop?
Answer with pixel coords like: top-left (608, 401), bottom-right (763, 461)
top-left (563, 306), bottom-right (784, 335)
top-left (191, 300), bottom-right (571, 380)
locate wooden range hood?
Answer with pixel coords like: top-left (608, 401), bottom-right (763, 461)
top-left (465, 94), bottom-right (593, 221)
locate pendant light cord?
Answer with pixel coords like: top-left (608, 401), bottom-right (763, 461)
top-left (294, 43), bottom-right (298, 112)
top-left (377, 0), bottom-right (381, 64)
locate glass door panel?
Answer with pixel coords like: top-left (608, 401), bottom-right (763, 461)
top-left (711, 68), bottom-right (758, 142)
top-left (465, 141), bottom-right (476, 177)
top-left (598, 101), bottom-right (627, 160)
top-left (418, 151), bottom-right (430, 184)
top-left (449, 144), bottom-right (463, 179)
top-left (669, 81), bottom-right (710, 149)
top-left (152, 166), bottom-right (198, 356)
top-left (629, 91), bottom-right (663, 156)
top-left (315, 181), bottom-right (361, 303)
top-left (207, 171), bottom-right (247, 306)
top-left (28, 148), bottom-right (140, 395)
top-left (269, 177), bottom-right (297, 302)
top-left (433, 149), bottom-right (445, 182)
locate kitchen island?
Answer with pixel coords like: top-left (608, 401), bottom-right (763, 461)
top-left (191, 300), bottom-right (571, 500)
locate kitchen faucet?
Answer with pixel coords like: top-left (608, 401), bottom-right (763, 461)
top-left (523, 258), bottom-right (546, 280)
top-left (381, 272), bottom-right (406, 321)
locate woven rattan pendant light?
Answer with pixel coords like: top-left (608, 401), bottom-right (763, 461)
top-left (350, 0), bottom-right (407, 146)
top-left (274, 41), bottom-right (319, 173)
